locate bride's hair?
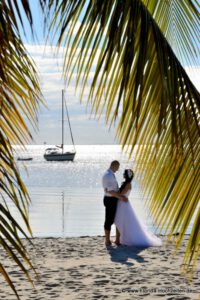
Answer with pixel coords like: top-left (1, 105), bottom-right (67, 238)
top-left (119, 169), bottom-right (134, 192)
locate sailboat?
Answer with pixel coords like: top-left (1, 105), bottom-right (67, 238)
top-left (44, 90), bottom-right (76, 161)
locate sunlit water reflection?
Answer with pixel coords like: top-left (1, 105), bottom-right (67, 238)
top-left (3, 145), bottom-right (194, 237)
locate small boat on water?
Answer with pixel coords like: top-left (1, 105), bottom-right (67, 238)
top-left (44, 90), bottom-right (76, 162)
top-left (17, 157), bottom-right (33, 161)
top-left (44, 147), bottom-right (75, 161)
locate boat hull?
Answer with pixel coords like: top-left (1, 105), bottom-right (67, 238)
top-left (44, 152), bottom-right (76, 161)
top-left (17, 157), bottom-right (33, 161)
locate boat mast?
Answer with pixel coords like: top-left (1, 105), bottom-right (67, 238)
top-left (62, 89), bottom-right (64, 153)
top-left (64, 94), bottom-right (76, 153)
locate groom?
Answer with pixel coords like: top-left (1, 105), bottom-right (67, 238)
top-left (102, 160), bottom-right (126, 246)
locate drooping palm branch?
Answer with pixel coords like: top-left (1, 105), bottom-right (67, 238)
top-left (47, 0), bottom-right (200, 277)
top-left (0, 1), bottom-right (43, 298)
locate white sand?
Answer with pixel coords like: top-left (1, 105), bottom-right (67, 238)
top-left (0, 235), bottom-right (199, 300)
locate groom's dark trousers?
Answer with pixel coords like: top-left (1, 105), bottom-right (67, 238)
top-left (104, 196), bottom-right (118, 230)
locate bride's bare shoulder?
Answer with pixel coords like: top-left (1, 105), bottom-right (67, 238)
top-left (127, 182), bottom-right (132, 189)
top-left (122, 182), bottom-right (131, 190)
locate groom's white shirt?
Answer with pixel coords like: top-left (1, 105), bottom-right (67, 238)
top-left (102, 169), bottom-right (119, 197)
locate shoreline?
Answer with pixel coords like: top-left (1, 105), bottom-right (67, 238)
top-left (0, 235), bottom-right (199, 300)
top-left (24, 232), bottom-right (191, 238)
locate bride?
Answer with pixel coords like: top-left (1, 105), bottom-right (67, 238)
top-left (114, 169), bottom-right (162, 247)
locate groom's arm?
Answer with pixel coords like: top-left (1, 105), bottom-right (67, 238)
top-left (105, 189), bottom-right (128, 202)
top-left (106, 183), bottom-right (131, 201)
top-left (103, 174), bottom-right (127, 201)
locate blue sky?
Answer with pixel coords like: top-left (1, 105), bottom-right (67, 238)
top-left (19, 1), bottom-right (199, 145)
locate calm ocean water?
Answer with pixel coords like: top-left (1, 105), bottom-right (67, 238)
top-left (6, 145), bottom-right (192, 237)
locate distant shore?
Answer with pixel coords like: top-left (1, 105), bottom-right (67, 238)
top-left (0, 235), bottom-right (199, 300)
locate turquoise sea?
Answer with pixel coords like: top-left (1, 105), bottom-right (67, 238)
top-left (7, 145), bottom-right (193, 237)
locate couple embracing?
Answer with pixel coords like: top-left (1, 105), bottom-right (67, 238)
top-left (102, 160), bottom-right (162, 247)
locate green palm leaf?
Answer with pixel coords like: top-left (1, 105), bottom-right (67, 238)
top-left (0, 0), bottom-right (42, 298)
top-left (144, 0), bottom-right (199, 66)
top-left (47, 0), bottom-right (200, 277)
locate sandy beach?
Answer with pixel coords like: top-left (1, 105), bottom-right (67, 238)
top-left (0, 235), bottom-right (199, 300)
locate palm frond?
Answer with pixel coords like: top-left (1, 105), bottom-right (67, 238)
top-left (47, 0), bottom-right (200, 276)
top-left (0, 0), bottom-right (42, 297)
top-left (0, 263), bottom-right (20, 300)
top-left (143, 0), bottom-right (200, 66)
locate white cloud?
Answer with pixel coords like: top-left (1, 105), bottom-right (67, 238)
top-left (24, 43), bottom-right (199, 145)
top-left (24, 44), bottom-right (116, 145)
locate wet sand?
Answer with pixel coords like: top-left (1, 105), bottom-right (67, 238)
top-left (0, 235), bottom-right (199, 300)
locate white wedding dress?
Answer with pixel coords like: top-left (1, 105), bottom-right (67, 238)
top-left (115, 190), bottom-right (162, 247)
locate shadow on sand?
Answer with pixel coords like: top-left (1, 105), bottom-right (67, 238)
top-left (106, 245), bottom-right (149, 266)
